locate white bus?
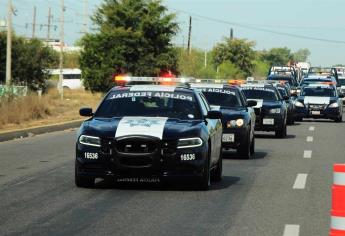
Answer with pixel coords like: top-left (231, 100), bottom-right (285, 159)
top-left (49, 69), bottom-right (83, 89)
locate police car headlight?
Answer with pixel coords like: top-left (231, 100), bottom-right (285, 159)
top-left (227, 119), bottom-right (244, 128)
top-left (79, 135), bottom-right (101, 147)
top-left (290, 89), bottom-right (297, 94)
top-left (269, 108), bottom-right (281, 114)
top-left (177, 138), bottom-right (203, 149)
top-left (294, 101), bottom-right (304, 107)
top-left (329, 102), bottom-right (339, 108)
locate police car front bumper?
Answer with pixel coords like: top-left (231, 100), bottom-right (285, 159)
top-left (294, 106), bottom-right (341, 119)
top-left (75, 137), bottom-right (209, 182)
top-left (255, 114), bottom-right (285, 132)
top-left (221, 127), bottom-right (249, 149)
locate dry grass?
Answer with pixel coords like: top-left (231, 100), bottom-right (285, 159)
top-left (0, 89), bottom-right (103, 132)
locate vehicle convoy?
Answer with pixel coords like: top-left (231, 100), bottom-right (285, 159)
top-left (294, 84), bottom-right (344, 122)
top-left (190, 82), bottom-right (257, 159)
top-left (75, 82), bottom-right (223, 190)
top-left (240, 83), bottom-right (288, 138)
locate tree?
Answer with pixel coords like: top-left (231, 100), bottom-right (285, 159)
top-left (0, 32), bottom-right (58, 91)
top-left (80, 0), bottom-right (178, 92)
top-left (293, 48), bottom-right (310, 62)
top-left (212, 38), bottom-right (256, 77)
top-left (260, 47), bottom-right (293, 66)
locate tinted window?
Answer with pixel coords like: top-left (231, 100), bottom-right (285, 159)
top-left (301, 87), bottom-right (335, 97)
top-left (242, 88), bottom-right (279, 101)
top-left (277, 87), bottom-right (288, 97)
top-left (339, 79), bottom-right (345, 86)
top-left (202, 91), bottom-right (242, 108)
top-left (95, 91), bottom-right (201, 119)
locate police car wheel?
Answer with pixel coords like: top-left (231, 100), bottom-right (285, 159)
top-left (275, 124), bottom-right (287, 138)
top-left (75, 162), bottom-right (95, 188)
top-left (237, 133), bottom-right (251, 159)
top-left (250, 136), bottom-right (255, 155)
top-left (211, 152), bottom-right (222, 182)
top-left (335, 114), bottom-right (343, 123)
top-left (198, 149), bottom-right (211, 190)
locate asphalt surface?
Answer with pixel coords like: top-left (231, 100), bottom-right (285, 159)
top-left (1, 114), bottom-right (345, 236)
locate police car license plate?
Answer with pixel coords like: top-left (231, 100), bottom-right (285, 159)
top-left (222, 134), bottom-right (235, 142)
top-left (263, 119), bottom-right (274, 125)
top-left (311, 111), bottom-right (320, 115)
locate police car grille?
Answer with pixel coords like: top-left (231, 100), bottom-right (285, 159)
top-left (116, 140), bottom-right (157, 154)
top-left (309, 104), bottom-right (326, 110)
top-left (120, 156), bottom-right (152, 167)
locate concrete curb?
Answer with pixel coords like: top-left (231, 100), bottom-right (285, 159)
top-left (0, 119), bottom-right (84, 142)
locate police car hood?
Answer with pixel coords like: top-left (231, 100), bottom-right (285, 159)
top-left (84, 117), bottom-right (202, 140)
top-left (219, 107), bottom-right (247, 120)
top-left (247, 99), bottom-right (281, 109)
top-left (299, 96), bottom-right (336, 105)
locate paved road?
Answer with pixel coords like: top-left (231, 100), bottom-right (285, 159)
top-left (0, 116), bottom-right (344, 236)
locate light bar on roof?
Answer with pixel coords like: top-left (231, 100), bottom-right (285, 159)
top-left (114, 76), bottom-right (193, 84)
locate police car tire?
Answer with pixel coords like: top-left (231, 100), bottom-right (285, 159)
top-left (250, 136), bottom-right (255, 155)
top-left (198, 149), bottom-right (211, 190)
top-left (287, 116), bottom-right (294, 125)
top-left (275, 124), bottom-right (287, 138)
top-left (335, 114), bottom-right (343, 122)
top-left (211, 153), bottom-right (222, 182)
top-left (75, 162), bottom-right (94, 188)
top-left (237, 133), bottom-right (251, 159)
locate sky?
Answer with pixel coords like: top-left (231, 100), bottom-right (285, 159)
top-left (1, 0), bottom-right (345, 66)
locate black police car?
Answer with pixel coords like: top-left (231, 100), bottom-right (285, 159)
top-left (76, 84), bottom-right (223, 190)
top-left (190, 83), bottom-right (257, 159)
top-left (273, 83), bottom-right (295, 125)
top-left (294, 84), bottom-right (344, 122)
top-left (240, 83), bottom-right (288, 138)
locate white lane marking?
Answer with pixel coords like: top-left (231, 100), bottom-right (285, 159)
top-left (293, 174), bottom-right (308, 189)
top-left (283, 224), bottom-right (300, 236)
top-left (303, 150), bottom-right (312, 159)
top-left (309, 126), bottom-right (315, 131)
top-left (306, 136), bottom-right (313, 142)
top-left (12, 177), bottom-right (35, 186)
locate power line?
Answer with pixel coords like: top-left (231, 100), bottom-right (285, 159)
top-left (172, 8), bottom-right (345, 45)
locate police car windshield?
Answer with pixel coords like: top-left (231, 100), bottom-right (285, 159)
top-left (301, 87), bottom-right (335, 97)
top-left (95, 90), bottom-right (201, 119)
top-left (242, 88), bottom-right (279, 101)
top-left (277, 88), bottom-right (288, 97)
top-left (202, 91), bottom-right (242, 108)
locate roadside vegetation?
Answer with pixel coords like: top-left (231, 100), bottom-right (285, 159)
top-left (0, 90), bottom-right (102, 131)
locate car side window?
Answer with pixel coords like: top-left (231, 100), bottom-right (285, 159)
top-left (238, 90), bottom-right (247, 107)
top-left (197, 93), bottom-right (209, 116)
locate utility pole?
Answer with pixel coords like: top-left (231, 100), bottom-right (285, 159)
top-left (47, 7), bottom-right (52, 40)
top-left (83, 0), bottom-right (88, 34)
top-left (230, 28), bottom-right (234, 41)
top-left (6, 0), bottom-right (13, 86)
top-left (58, 0), bottom-right (65, 100)
top-left (187, 16), bottom-right (192, 54)
top-left (32, 6), bottom-right (37, 38)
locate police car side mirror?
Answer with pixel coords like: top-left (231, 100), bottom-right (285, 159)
top-left (206, 110), bottom-right (222, 119)
top-left (79, 107), bottom-right (93, 117)
top-left (283, 95), bottom-right (290, 101)
top-left (247, 100), bottom-right (257, 107)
